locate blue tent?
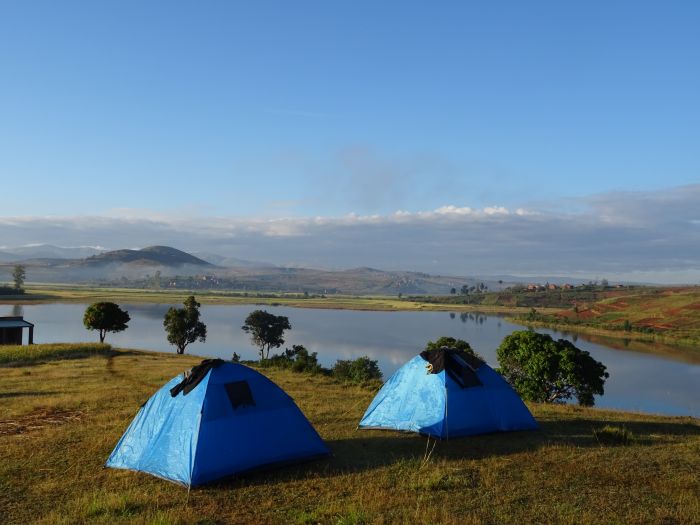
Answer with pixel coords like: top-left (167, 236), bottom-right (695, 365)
top-left (359, 349), bottom-right (538, 439)
top-left (106, 360), bottom-right (330, 486)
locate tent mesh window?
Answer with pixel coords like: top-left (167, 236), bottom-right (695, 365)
top-left (224, 381), bottom-right (256, 409)
top-left (448, 353), bottom-right (483, 388)
top-left (420, 348), bottom-right (483, 389)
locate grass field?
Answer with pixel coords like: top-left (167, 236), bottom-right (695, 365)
top-left (517, 286), bottom-right (700, 352)
top-left (5, 284), bottom-right (554, 315)
top-left (1, 344), bottom-right (698, 524)
top-left (561, 286), bottom-right (700, 337)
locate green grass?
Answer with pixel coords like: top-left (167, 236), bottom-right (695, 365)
top-left (514, 286), bottom-right (700, 359)
top-left (0, 342), bottom-right (113, 366)
top-left (0, 345), bottom-right (698, 524)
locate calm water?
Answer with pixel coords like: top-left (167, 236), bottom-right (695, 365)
top-left (3, 303), bottom-right (699, 417)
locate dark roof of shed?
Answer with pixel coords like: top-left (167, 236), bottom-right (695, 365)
top-left (0, 316), bottom-right (34, 329)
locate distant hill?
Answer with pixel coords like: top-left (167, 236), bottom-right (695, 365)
top-left (206, 265), bottom-right (491, 295)
top-left (0, 244), bottom-right (106, 261)
top-left (82, 246), bottom-right (213, 267)
top-left (6, 244), bottom-right (610, 295)
top-left (192, 252), bottom-right (275, 268)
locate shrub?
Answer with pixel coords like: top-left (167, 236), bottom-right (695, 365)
top-left (0, 286), bottom-right (24, 295)
top-left (288, 346), bottom-right (322, 374)
top-left (257, 345), bottom-right (323, 374)
top-left (423, 336), bottom-right (484, 362)
top-left (332, 356), bottom-right (382, 384)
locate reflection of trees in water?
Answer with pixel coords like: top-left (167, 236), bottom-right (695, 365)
top-left (449, 312), bottom-right (455, 319)
top-left (458, 312), bottom-right (487, 324)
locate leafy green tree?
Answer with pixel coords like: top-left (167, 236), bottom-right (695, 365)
top-left (83, 302), bottom-right (130, 343)
top-left (423, 336), bottom-right (484, 362)
top-left (460, 285), bottom-right (470, 295)
top-left (242, 309), bottom-right (291, 359)
top-left (496, 331), bottom-right (609, 406)
top-left (12, 265), bottom-right (26, 290)
top-left (450, 287), bottom-right (456, 295)
top-left (163, 296), bottom-right (207, 354)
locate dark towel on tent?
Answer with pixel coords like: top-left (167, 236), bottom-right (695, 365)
top-left (170, 359), bottom-right (226, 397)
top-left (420, 348), bottom-right (484, 389)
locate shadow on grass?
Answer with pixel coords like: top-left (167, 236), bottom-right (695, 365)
top-left (537, 417), bottom-right (699, 444)
top-left (0, 391), bottom-right (64, 398)
top-left (0, 348), bottom-right (143, 368)
top-left (200, 418), bottom-right (699, 490)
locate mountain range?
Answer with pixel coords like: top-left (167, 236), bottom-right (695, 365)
top-left (0, 244), bottom-right (603, 294)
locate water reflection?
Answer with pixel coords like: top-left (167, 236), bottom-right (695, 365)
top-left (1, 303), bottom-right (698, 417)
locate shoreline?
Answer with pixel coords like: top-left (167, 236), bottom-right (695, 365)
top-left (513, 318), bottom-right (700, 363)
top-left (2, 285), bottom-right (698, 361)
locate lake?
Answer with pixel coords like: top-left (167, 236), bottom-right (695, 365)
top-left (2, 303), bottom-right (699, 417)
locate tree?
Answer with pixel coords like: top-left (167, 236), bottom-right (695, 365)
top-left (460, 285), bottom-right (470, 295)
top-left (496, 331), bottom-right (609, 406)
top-left (423, 336), bottom-right (484, 362)
top-left (450, 287), bottom-right (456, 295)
top-left (12, 265), bottom-right (26, 290)
top-left (242, 310), bottom-right (291, 360)
top-left (163, 296), bottom-right (207, 354)
top-left (83, 302), bottom-right (130, 343)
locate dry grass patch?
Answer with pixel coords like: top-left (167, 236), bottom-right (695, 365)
top-left (0, 407), bottom-right (85, 436)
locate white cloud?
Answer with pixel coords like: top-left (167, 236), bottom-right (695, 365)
top-left (1, 184), bottom-right (699, 282)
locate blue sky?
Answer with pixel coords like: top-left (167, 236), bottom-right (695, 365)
top-left (1, 1), bottom-right (699, 280)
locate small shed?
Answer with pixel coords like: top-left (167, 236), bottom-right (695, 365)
top-left (0, 316), bottom-right (34, 345)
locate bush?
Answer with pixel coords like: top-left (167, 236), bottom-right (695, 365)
top-left (423, 336), bottom-right (484, 363)
top-left (257, 345), bottom-right (323, 374)
top-left (287, 345), bottom-right (323, 374)
top-left (332, 356), bottom-right (382, 384)
top-left (0, 286), bottom-right (24, 295)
